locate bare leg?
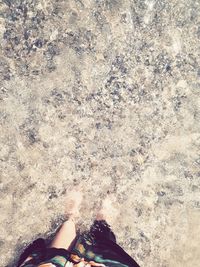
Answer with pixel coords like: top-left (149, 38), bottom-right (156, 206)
top-left (20, 189), bottom-right (83, 266)
top-left (50, 219), bottom-right (76, 249)
top-left (50, 188), bottom-right (83, 250)
top-left (20, 221), bottom-right (76, 266)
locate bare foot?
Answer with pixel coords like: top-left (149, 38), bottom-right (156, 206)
top-left (65, 187), bottom-right (83, 222)
top-left (96, 195), bottom-right (119, 226)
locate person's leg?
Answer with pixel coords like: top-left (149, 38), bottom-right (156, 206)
top-left (96, 195), bottom-right (119, 225)
top-left (50, 188), bottom-right (83, 250)
top-left (93, 195), bottom-right (119, 243)
top-left (50, 218), bottom-right (76, 249)
top-left (19, 221), bottom-right (77, 265)
top-left (19, 188), bottom-right (83, 266)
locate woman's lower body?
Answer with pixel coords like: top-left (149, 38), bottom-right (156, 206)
top-left (17, 219), bottom-right (140, 267)
top-left (17, 191), bottom-right (140, 267)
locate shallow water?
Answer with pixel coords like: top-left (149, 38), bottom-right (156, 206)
top-left (1, 1), bottom-right (200, 266)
